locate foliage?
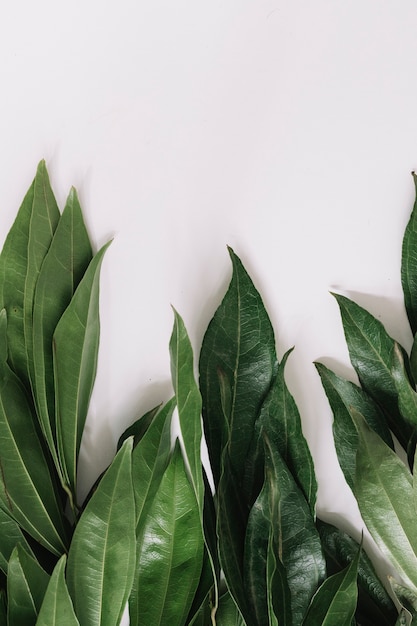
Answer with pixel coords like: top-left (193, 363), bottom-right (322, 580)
top-left (0, 161), bottom-right (412, 624)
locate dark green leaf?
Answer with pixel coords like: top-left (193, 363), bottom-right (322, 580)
top-left (316, 362), bottom-right (394, 491)
top-left (353, 410), bottom-right (417, 592)
top-left (32, 187), bottom-right (92, 477)
top-left (302, 545), bottom-right (360, 626)
top-left (0, 312), bottom-right (68, 555)
top-left (36, 555), bottom-right (79, 626)
top-left (117, 404), bottom-right (161, 451)
top-left (264, 435), bottom-right (326, 625)
top-left (267, 532), bottom-right (291, 626)
top-left (401, 172), bottom-right (417, 336)
top-left (131, 441), bottom-right (204, 626)
top-left (199, 247), bottom-right (277, 488)
top-left (7, 544), bottom-right (49, 626)
top-left (317, 520), bottom-right (397, 626)
top-left (53, 241), bottom-right (111, 503)
top-left (0, 589), bottom-right (6, 626)
top-left (390, 578), bottom-right (417, 616)
top-left (333, 293), bottom-right (412, 449)
top-left (0, 507), bottom-right (34, 574)
top-left (247, 348), bottom-right (317, 514)
top-left (67, 439), bottom-right (136, 626)
top-left (215, 591), bottom-right (246, 626)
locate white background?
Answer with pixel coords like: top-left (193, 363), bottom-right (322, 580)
top-left (1, 0), bottom-right (417, 617)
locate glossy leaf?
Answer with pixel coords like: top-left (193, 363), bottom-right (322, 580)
top-left (0, 507), bottom-right (34, 574)
top-left (264, 435), bottom-right (326, 625)
top-left (333, 293), bottom-right (412, 448)
top-left (267, 532), bottom-right (291, 626)
top-left (391, 342), bottom-right (417, 431)
top-left (53, 241), bottom-right (111, 502)
top-left (401, 172), bottom-right (417, 335)
top-left (353, 410), bottom-right (417, 591)
top-left (247, 348), bottom-right (317, 514)
top-left (316, 362), bottom-right (394, 491)
top-left (32, 187), bottom-right (92, 474)
top-left (117, 404), bottom-right (161, 451)
top-left (0, 311), bottom-right (68, 555)
top-left (7, 544), bottom-right (49, 626)
top-left (67, 439), bottom-right (135, 626)
top-left (0, 162), bottom-right (60, 389)
top-left (317, 520), bottom-right (397, 626)
top-left (36, 556), bottom-right (79, 626)
top-left (132, 441), bottom-right (204, 626)
top-left (302, 546), bottom-right (360, 626)
top-left (199, 247), bottom-right (277, 488)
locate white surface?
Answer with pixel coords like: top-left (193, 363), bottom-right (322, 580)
top-left (1, 0), bottom-right (417, 616)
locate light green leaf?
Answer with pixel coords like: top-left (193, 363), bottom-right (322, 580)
top-left (53, 241), bottom-right (110, 503)
top-left (132, 441), bottom-right (204, 626)
top-left (401, 172), bottom-right (417, 336)
top-left (36, 555), bottom-right (79, 626)
top-left (0, 314), bottom-right (68, 555)
top-left (316, 361), bottom-right (394, 491)
top-left (0, 507), bottom-right (35, 574)
top-left (32, 187), bottom-right (92, 477)
top-left (67, 439), bottom-right (135, 626)
top-left (353, 410), bottom-right (417, 591)
top-left (302, 546), bottom-right (360, 626)
top-left (7, 544), bottom-right (50, 626)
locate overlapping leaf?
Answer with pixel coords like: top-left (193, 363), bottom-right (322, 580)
top-left (401, 172), bottom-right (417, 336)
top-left (67, 439), bottom-right (136, 626)
top-left (0, 507), bottom-right (34, 574)
top-left (7, 544), bottom-right (49, 626)
top-left (132, 441), bottom-right (204, 626)
top-left (0, 310), bottom-right (68, 555)
top-left (353, 410), bottom-right (417, 592)
top-left (36, 556), bottom-right (79, 626)
top-left (53, 242), bottom-right (110, 503)
top-left (32, 188), bottom-right (92, 476)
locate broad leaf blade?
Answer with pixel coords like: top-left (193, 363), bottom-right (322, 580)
top-left (316, 361), bottom-right (394, 491)
top-left (333, 293), bottom-right (412, 448)
top-left (53, 242), bottom-right (110, 500)
top-left (199, 247), bottom-right (277, 488)
top-left (32, 188), bottom-right (92, 473)
top-left (36, 555), bottom-right (79, 626)
top-left (353, 410), bottom-right (417, 591)
top-left (0, 313), bottom-right (68, 555)
top-left (302, 546), bottom-right (360, 626)
top-left (67, 439), bottom-right (136, 626)
top-left (132, 441), bottom-right (204, 626)
top-left (401, 172), bottom-right (417, 336)
top-left (215, 591), bottom-right (246, 626)
top-left (7, 544), bottom-right (49, 626)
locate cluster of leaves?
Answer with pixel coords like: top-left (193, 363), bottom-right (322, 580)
top-left (0, 161), bottom-right (412, 625)
top-left (315, 173), bottom-right (417, 624)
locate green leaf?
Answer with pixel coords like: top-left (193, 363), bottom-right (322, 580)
top-left (53, 241), bottom-right (111, 503)
top-left (117, 404), bottom-right (161, 451)
top-left (32, 187), bottom-right (92, 476)
top-left (215, 591), bottom-right (246, 626)
top-left (247, 348), bottom-right (317, 514)
top-left (266, 532), bottom-right (291, 626)
top-left (131, 441), bottom-right (204, 626)
top-left (0, 507), bottom-right (34, 574)
top-left (199, 247), bottom-right (277, 489)
top-left (170, 309), bottom-right (204, 512)
top-left (390, 578), bottom-right (417, 616)
top-left (302, 545), bottom-right (360, 626)
top-left (353, 410), bottom-right (417, 591)
top-left (395, 610), bottom-right (409, 626)
top-left (316, 362), bottom-right (394, 491)
top-left (0, 589), bottom-right (6, 626)
top-left (0, 314), bottom-right (68, 555)
top-left (0, 162), bottom-right (60, 388)
top-left (7, 544), bottom-right (50, 626)
top-left (67, 439), bottom-right (136, 626)
top-left (401, 172), bottom-right (417, 336)
top-left (263, 435), bottom-right (326, 625)
top-left (317, 520), bottom-right (397, 626)
top-left (333, 293), bottom-right (412, 449)
top-left (36, 556), bottom-right (79, 626)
